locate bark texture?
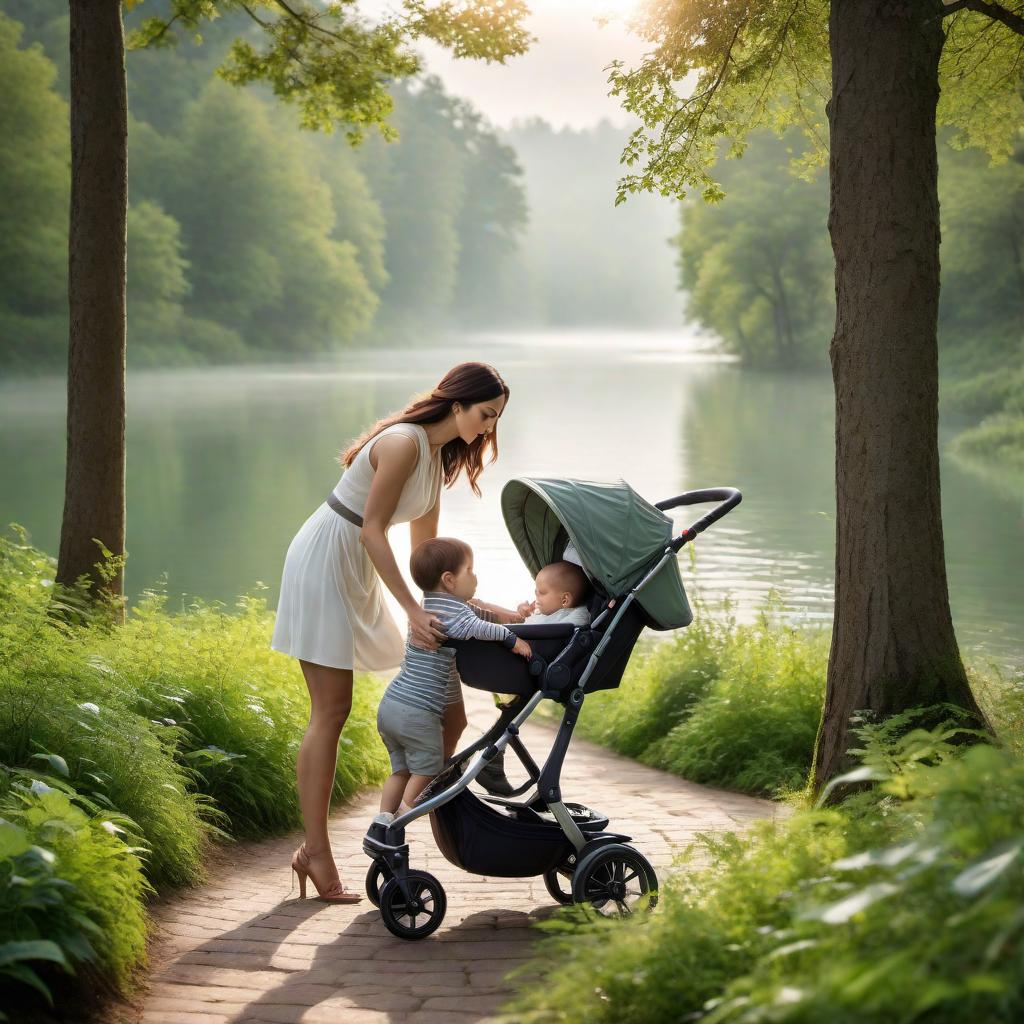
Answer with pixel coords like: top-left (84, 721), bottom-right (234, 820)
top-left (56, 0), bottom-right (127, 601)
top-left (814, 0), bottom-right (983, 789)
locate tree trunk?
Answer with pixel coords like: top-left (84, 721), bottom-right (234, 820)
top-left (56, 0), bottom-right (127, 605)
top-left (813, 0), bottom-right (984, 790)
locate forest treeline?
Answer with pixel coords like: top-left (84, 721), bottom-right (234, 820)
top-left (0, 0), bottom-right (523, 366)
top-left (678, 128), bottom-right (1024, 462)
top-left (0, 0), bottom-right (679, 371)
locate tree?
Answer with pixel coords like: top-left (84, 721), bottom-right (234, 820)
top-left (57, 0), bottom-right (128, 602)
top-left (357, 79), bottom-right (468, 325)
top-left (613, 0), bottom-right (1024, 788)
top-left (939, 143), bottom-right (1024, 375)
top-left (143, 81), bottom-right (379, 354)
top-left (54, 0), bottom-right (531, 601)
top-left (451, 103), bottom-right (528, 326)
top-left (677, 130), bottom-right (832, 369)
top-left (0, 13), bottom-right (69, 369)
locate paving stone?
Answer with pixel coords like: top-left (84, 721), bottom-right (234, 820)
top-left (133, 687), bottom-right (775, 1023)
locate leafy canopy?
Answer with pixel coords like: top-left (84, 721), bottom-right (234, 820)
top-left (612, 0), bottom-right (1024, 203)
top-left (125, 0), bottom-right (532, 139)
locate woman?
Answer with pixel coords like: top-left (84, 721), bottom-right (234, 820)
top-left (271, 362), bottom-right (510, 901)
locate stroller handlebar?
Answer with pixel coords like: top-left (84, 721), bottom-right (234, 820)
top-left (657, 487), bottom-right (742, 551)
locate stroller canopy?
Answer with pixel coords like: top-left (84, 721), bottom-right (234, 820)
top-left (501, 477), bottom-right (693, 631)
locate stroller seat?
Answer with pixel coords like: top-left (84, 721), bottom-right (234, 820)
top-left (451, 597), bottom-right (650, 698)
top-left (448, 621), bottom-right (583, 697)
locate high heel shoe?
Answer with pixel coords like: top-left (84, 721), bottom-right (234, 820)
top-left (290, 844), bottom-right (362, 903)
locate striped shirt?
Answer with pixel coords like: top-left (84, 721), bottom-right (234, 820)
top-left (383, 593), bottom-right (512, 716)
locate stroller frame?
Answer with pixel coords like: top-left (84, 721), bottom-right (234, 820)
top-left (363, 486), bottom-right (741, 939)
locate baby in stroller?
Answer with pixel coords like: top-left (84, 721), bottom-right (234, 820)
top-left (523, 559), bottom-right (592, 627)
top-left (480, 558), bottom-right (593, 794)
top-left (372, 537), bottom-right (532, 829)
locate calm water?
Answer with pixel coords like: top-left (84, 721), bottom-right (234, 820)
top-left (1, 330), bottom-right (1022, 669)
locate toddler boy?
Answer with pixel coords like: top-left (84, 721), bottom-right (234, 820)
top-left (372, 537), bottom-right (531, 827)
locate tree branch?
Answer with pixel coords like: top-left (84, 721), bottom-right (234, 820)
top-left (651, 19), bottom-right (745, 179)
top-left (943, 0), bottom-right (1024, 36)
top-left (240, 3), bottom-right (271, 29)
top-left (271, 0), bottom-right (349, 42)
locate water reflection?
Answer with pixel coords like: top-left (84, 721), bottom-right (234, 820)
top-left (0, 330), bottom-right (1020, 668)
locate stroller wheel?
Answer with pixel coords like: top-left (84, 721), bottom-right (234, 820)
top-left (378, 870), bottom-right (447, 940)
top-left (542, 865), bottom-right (575, 906)
top-left (365, 861), bottom-right (389, 907)
top-left (571, 844), bottom-right (658, 917)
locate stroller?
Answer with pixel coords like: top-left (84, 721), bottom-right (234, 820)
top-left (363, 477), bottom-right (741, 939)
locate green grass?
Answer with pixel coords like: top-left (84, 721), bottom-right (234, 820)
top-left (513, 707), bottom-right (1024, 1024)
top-left (576, 605), bottom-right (828, 796)
top-left (0, 528), bottom-right (388, 1015)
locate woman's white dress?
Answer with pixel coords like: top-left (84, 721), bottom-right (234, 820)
top-left (271, 423), bottom-right (441, 671)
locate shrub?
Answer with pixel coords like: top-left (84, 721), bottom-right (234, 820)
top-left (577, 605), bottom-right (827, 797)
top-left (1, 772), bottom-right (150, 998)
top-left (951, 413), bottom-right (1024, 467)
top-left (0, 537), bottom-right (208, 890)
top-left (643, 623), bottom-right (828, 795)
top-left (90, 590), bottom-right (387, 838)
top-left (577, 618), bottom-right (724, 759)
top-left (514, 713), bottom-right (1024, 1024)
top-left (0, 529), bottom-right (388, 1014)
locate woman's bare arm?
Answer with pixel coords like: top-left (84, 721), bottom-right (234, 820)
top-left (360, 434), bottom-right (445, 648)
top-left (410, 495), bottom-right (440, 550)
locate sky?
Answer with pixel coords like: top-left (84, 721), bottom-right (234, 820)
top-left (356, 0), bottom-right (652, 130)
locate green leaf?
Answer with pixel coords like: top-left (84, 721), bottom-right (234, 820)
top-left (30, 753), bottom-right (69, 778)
top-left (816, 765), bottom-right (888, 806)
top-left (0, 822), bottom-right (30, 858)
top-left (952, 839), bottom-right (1022, 896)
top-left (832, 841), bottom-right (922, 872)
top-left (0, 962), bottom-right (54, 1005)
top-left (800, 882), bottom-right (900, 924)
top-left (0, 940), bottom-right (69, 969)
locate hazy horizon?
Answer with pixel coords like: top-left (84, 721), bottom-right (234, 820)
top-left (356, 0), bottom-right (651, 130)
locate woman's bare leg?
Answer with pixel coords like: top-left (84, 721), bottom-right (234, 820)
top-left (296, 660), bottom-right (353, 881)
top-left (441, 699), bottom-right (468, 761)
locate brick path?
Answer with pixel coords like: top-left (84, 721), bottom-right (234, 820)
top-left (137, 689), bottom-right (777, 1024)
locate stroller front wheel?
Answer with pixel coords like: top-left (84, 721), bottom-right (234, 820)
top-left (571, 844), bottom-right (658, 916)
top-left (542, 865), bottom-right (575, 906)
top-left (378, 870), bottom-right (447, 940)
top-left (365, 861), bottom-right (388, 907)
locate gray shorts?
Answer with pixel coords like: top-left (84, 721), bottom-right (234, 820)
top-left (376, 697), bottom-right (444, 776)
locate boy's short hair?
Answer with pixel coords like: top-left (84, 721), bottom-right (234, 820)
top-left (410, 537), bottom-right (472, 592)
top-left (542, 561), bottom-right (591, 607)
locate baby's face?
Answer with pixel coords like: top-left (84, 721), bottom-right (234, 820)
top-left (445, 556), bottom-right (478, 601)
top-left (534, 567), bottom-right (570, 615)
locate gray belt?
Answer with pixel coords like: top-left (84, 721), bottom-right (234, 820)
top-left (326, 492), bottom-right (364, 527)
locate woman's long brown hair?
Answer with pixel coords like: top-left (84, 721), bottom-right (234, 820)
top-left (340, 362), bottom-right (509, 496)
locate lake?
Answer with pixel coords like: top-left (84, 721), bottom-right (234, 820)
top-left (2, 330), bottom-right (1021, 670)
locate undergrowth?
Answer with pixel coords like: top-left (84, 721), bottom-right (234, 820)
top-left (576, 599), bottom-right (828, 796)
top-left (0, 528), bottom-right (387, 1017)
top-left (515, 703), bottom-right (1024, 1024)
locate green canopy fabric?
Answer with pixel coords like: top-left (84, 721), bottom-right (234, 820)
top-left (500, 477), bottom-right (693, 631)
